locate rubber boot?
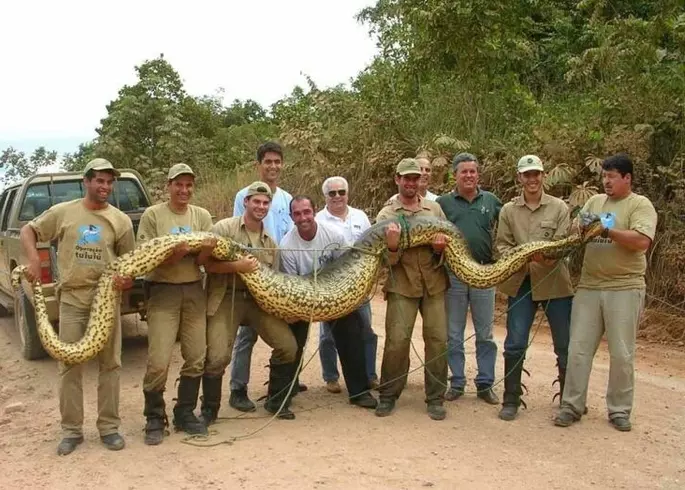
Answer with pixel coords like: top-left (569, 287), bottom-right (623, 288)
top-left (143, 390), bottom-right (167, 445)
top-left (200, 374), bottom-right (222, 426)
top-left (172, 376), bottom-right (208, 436)
top-left (498, 355), bottom-right (526, 421)
top-left (264, 361), bottom-right (297, 420)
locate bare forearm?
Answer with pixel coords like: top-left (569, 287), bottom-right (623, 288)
top-left (204, 259), bottom-right (242, 274)
top-left (20, 226), bottom-right (40, 262)
top-left (607, 229), bottom-right (651, 252)
top-left (196, 248), bottom-right (214, 267)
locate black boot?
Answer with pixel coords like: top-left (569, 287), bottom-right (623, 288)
top-left (172, 376), bottom-right (208, 436)
top-left (264, 361), bottom-right (297, 420)
top-left (143, 390), bottom-right (167, 446)
top-left (498, 355), bottom-right (527, 421)
top-left (200, 375), bottom-right (222, 426)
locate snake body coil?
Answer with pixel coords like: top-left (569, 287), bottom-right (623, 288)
top-left (11, 214), bottom-right (602, 365)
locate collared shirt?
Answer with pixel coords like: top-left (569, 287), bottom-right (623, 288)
top-left (437, 188), bottom-right (502, 264)
top-left (206, 216), bottom-right (279, 316)
top-left (375, 195), bottom-right (449, 298)
top-left (233, 185), bottom-right (293, 244)
top-left (315, 206), bottom-right (371, 245)
top-left (495, 193), bottom-right (574, 301)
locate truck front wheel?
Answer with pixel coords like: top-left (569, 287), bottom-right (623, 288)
top-left (14, 286), bottom-right (48, 360)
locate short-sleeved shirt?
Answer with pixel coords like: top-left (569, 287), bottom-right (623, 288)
top-left (437, 189), bottom-right (502, 264)
top-left (233, 185), bottom-right (293, 244)
top-left (136, 202), bottom-right (213, 284)
top-left (206, 216), bottom-right (279, 316)
top-left (315, 206), bottom-right (371, 246)
top-left (28, 199), bottom-right (135, 308)
top-left (279, 220), bottom-right (345, 276)
top-left (376, 195), bottom-right (449, 298)
top-left (579, 192), bottom-right (657, 290)
top-left (495, 193), bottom-right (574, 300)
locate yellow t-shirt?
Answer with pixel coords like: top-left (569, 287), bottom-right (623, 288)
top-left (29, 199), bottom-right (135, 308)
top-left (136, 202), bottom-right (213, 283)
top-left (578, 192), bottom-right (657, 290)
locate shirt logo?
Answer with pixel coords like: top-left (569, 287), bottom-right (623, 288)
top-left (600, 212), bottom-right (616, 230)
top-left (171, 225), bottom-right (192, 235)
top-left (77, 224), bottom-right (102, 246)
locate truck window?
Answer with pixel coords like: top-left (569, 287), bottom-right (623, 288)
top-left (17, 178), bottom-right (149, 221)
top-left (0, 190), bottom-right (9, 224)
top-left (1, 189), bottom-right (18, 231)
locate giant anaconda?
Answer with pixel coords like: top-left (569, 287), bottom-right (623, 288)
top-left (12, 213), bottom-right (602, 365)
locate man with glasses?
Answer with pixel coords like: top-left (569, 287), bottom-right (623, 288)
top-left (228, 141), bottom-right (295, 413)
top-left (315, 176), bottom-right (379, 393)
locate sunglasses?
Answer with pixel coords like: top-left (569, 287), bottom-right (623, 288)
top-left (327, 189), bottom-right (347, 197)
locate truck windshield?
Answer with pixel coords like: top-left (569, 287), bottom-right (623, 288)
top-left (18, 178), bottom-right (148, 221)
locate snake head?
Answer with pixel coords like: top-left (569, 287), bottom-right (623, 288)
top-left (578, 212), bottom-right (603, 241)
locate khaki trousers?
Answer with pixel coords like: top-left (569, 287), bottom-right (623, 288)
top-left (380, 292), bottom-right (448, 404)
top-left (143, 281), bottom-right (207, 392)
top-left (561, 288), bottom-right (645, 420)
top-left (58, 302), bottom-right (121, 438)
top-left (205, 291), bottom-right (297, 377)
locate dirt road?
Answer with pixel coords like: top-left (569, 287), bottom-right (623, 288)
top-left (1, 296), bottom-right (684, 490)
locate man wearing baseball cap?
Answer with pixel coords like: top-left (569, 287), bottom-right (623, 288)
top-left (83, 157), bottom-right (121, 177)
top-left (374, 158), bottom-right (451, 421)
top-left (136, 162), bottom-right (217, 445)
top-left (495, 154), bottom-right (574, 421)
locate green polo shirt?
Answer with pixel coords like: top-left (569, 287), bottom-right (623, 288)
top-left (437, 189), bottom-right (502, 264)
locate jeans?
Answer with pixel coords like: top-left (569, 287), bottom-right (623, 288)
top-left (445, 272), bottom-right (497, 389)
top-left (504, 276), bottom-right (572, 367)
top-left (319, 301), bottom-right (378, 382)
top-left (229, 325), bottom-right (258, 392)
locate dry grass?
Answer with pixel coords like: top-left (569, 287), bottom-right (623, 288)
top-left (193, 164), bottom-right (258, 220)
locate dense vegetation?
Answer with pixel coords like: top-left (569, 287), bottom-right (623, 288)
top-left (2, 0), bottom-right (683, 336)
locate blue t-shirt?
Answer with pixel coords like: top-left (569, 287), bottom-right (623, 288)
top-left (233, 186), bottom-right (294, 244)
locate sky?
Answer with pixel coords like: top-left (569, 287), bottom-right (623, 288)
top-left (0, 0), bottom-right (379, 158)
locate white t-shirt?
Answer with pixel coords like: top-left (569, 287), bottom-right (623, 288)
top-left (315, 206), bottom-right (371, 245)
top-left (425, 190), bottom-right (438, 201)
top-left (279, 220), bottom-right (346, 276)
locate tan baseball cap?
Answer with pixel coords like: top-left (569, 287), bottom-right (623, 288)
top-left (245, 181), bottom-right (273, 199)
top-left (396, 158), bottom-right (422, 175)
top-left (83, 158), bottom-right (120, 177)
top-left (517, 155), bottom-right (545, 173)
top-left (168, 163), bottom-right (195, 180)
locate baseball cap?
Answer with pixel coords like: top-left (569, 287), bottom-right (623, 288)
top-left (245, 181), bottom-right (273, 199)
top-left (395, 158), bottom-right (422, 176)
top-left (517, 155), bottom-right (545, 173)
top-left (168, 163), bottom-right (195, 180)
top-left (83, 158), bottom-right (120, 177)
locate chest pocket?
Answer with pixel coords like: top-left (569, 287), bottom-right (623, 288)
top-left (539, 220), bottom-right (557, 240)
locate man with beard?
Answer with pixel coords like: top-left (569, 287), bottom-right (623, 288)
top-left (375, 158), bottom-right (450, 420)
top-left (436, 153), bottom-right (502, 406)
top-left (228, 141), bottom-right (294, 412)
top-left (20, 158), bottom-right (135, 455)
top-left (200, 181), bottom-right (299, 422)
top-left (279, 196), bottom-right (377, 412)
top-left (315, 176), bottom-right (379, 393)
top-left (495, 155), bottom-right (574, 421)
top-left (136, 163), bottom-right (217, 445)
top-left (554, 154), bottom-right (657, 432)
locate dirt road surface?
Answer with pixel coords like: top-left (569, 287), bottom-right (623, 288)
top-left (1, 295), bottom-right (684, 490)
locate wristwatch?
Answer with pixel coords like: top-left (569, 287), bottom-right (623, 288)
top-left (601, 227), bottom-right (610, 239)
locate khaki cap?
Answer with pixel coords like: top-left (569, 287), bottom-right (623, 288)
top-left (168, 163), bottom-right (195, 180)
top-left (83, 158), bottom-right (120, 177)
top-left (517, 155), bottom-right (545, 173)
top-left (395, 158), bottom-right (422, 176)
top-left (245, 181), bottom-right (273, 199)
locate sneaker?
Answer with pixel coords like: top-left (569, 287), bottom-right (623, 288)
top-left (326, 380), bottom-right (342, 394)
top-left (229, 389), bottom-right (256, 412)
top-left (57, 436), bottom-right (84, 456)
top-left (444, 387), bottom-right (464, 401)
top-left (427, 403), bottom-right (447, 421)
top-left (350, 392), bottom-right (378, 409)
top-left (100, 433), bottom-right (126, 451)
top-left (553, 410), bottom-right (579, 427)
top-left (375, 398), bottom-right (395, 417)
top-left (477, 386), bottom-right (500, 405)
top-left (610, 417), bottom-right (632, 432)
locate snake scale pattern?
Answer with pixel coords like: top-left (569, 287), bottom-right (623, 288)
top-left (11, 214), bottom-right (602, 365)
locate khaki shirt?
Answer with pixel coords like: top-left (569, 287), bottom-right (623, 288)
top-left (29, 199), bottom-right (135, 308)
top-left (136, 203), bottom-right (213, 284)
top-left (495, 193), bottom-right (574, 301)
top-left (579, 193), bottom-right (657, 290)
top-left (206, 216), bottom-right (279, 316)
top-left (376, 195), bottom-right (449, 298)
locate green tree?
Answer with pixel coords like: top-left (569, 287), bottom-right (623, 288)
top-left (0, 146), bottom-right (58, 185)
